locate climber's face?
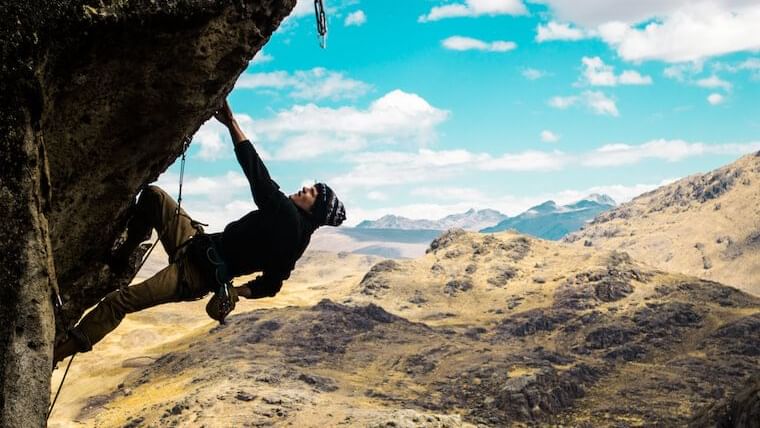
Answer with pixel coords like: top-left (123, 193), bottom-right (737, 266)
top-left (290, 185), bottom-right (318, 213)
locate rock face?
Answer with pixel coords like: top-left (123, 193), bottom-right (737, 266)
top-left (0, 1), bottom-right (294, 425)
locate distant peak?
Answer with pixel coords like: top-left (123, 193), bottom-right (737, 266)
top-left (583, 193), bottom-right (617, 206)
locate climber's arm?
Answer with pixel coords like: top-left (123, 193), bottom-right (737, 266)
top-left (214, 100), bottom-right (246, 145)
top-left (235, 268), bottom-right (291, 299)
top-left (215, 99), bottom-right (283, 208)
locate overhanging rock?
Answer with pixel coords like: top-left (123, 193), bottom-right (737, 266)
top-left (0, 1), bottom-right (295, 425)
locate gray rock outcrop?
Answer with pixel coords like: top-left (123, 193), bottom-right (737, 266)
top-left (0, 1), bottom-right (294, 425)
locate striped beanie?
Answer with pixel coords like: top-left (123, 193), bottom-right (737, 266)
top-left (313, 183), bottom-right (346, 227)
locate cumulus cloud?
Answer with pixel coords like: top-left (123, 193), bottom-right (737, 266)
top-left (419, 0), bottom-right (527, 22)
top-left (522, 68), bottom-right (547, 80)
top-left (253, 90), bottom-right (450, 160)
top-left (696, 75), bottom-right (732, 91)
top-left (541, 130), bottom-right (560, 143)
top-left (535, 1), bottom-right (760, 63)
top-left (580, 56), bottom-right (652, 86)
top-left (707, 93), bottom-right (725, 105)
top-left (344, 10), bottom-right (367, 27)
top-left (549, 91), bottom-right (619, 116)
top-left (536, 21), bottom-right (588, 42)
top-left (597, 3), bottom-right (760, 63)
top-left (442, 36), bottom-right (517, 52)
top-left (236, 68), bottom-right (372, 101)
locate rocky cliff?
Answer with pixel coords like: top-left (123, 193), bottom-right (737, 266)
top-left (0, 1), bottom-right (294, 425)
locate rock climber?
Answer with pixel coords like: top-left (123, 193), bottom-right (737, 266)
top-left (53, 100), bottom-right (346, 365)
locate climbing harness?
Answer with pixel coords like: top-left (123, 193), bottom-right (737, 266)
top-left (48, 136), bottom-right (193, 421)
top-left (314, 0), bottom-right (327, 48)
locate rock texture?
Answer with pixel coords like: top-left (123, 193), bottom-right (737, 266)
top-left (0, 0), bottom-right (294, 425)
top-left (565, 152), bottom-right (760, 296)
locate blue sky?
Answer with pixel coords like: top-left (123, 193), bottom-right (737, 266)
top-left (158, 0), bottom-right (760, 230)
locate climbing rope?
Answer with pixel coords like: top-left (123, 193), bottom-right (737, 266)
top-left (314, 0), bottom-right (327, 48)
top-left (47, 136), bottom-right (193, 420)
top-left (133, 136), bottom-right (192, 273)
top-left (48, 292), bottom-right (73, 420)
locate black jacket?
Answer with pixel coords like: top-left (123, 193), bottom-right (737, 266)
top-left (211, 140), bottom-right (317, 298)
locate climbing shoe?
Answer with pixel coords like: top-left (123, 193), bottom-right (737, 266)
top-left (205, 284), bottom-right (238, 324)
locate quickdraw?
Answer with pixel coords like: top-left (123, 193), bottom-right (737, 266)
top-left (314, 0), bottom-right (327, 48)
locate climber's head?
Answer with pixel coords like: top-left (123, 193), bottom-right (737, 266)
top-left (291, 185), bottom-right (318, 213)
top-left (290, 183), bottom-right (345, 227)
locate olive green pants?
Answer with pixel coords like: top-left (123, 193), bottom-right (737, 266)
top-left (69, 186), bottom-right (210, 353)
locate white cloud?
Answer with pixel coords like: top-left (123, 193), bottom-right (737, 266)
top-left (345, 10), bottom-right (367, 27)
top-left (333, 138), bottom-right (760, 194)
top-left (619, 70), bottom-right (653, 85)
top-left (367, 191), bottom-right (388, 201)
top-left (535, 2), bottom-right (760, 63)
top-left (597, 3), bottom-right (760, 63)
top-left (707, 93), bottom-right (725, 105)
top-left (419, 0), bottom-right (527, 22)
top-left (663, 62), bottom-right (704, 81)
top-left (480, 150), bottom-right (570, 171)
top-left (581, 56), bottom-right (652, 86)
top-left (536, 21), bottom-right (588, 42)
top-left (583, 139), bottom-right (760, 167)
top-left (696, 75), bottom-right (732, 91)
top-left (253, 90), bottom-right (450, 160)
top-left (409, 186), bottom-right (488, 202)
top-left (442, 36), bottom-right (517, 52)
top-left (331, 149), bottom-right (487, 192)
top-left (522, 68), bottom-right (547, 80)
top-left (541, 130), bottom-right (560, 143)
top-left (251, 50), bottom-right (273, 64)
top-left (548, 95), bottom-right (578, 109)
top-left (549, 91), bottom-right (619, 116)
top-left (291, 0), bottom-right (315, 17)
top-left (236, 68), bottom-right (372, 101)
top-left (192, 114), bottom-right (263, 161)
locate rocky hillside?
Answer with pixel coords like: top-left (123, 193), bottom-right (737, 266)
top-left (481, 194), bottom-right (616, 239)
top-left (565, 152), bottom-right (760, 296)
top-left (52, 231), bottom-right (760, 426)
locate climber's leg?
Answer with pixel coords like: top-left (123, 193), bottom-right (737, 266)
top-left (55, 263), bottom-right (183, 363)
top-left (110, 185), bottom-right (199, 270)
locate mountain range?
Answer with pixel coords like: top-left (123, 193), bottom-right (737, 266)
top-left (356, 208), bottom-right (508, 232)
top-left (480, 193), bottom-right (616, 239)
top-left (356, 194), bottom-right (616, 241)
